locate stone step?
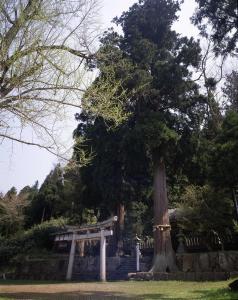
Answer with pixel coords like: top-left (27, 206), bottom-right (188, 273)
top-left (117, 263), bottom-right (136, 268)
top-left (72, 271), bottom-right (130, 281)
top-left (128, 271), bottom-right (230, 281)
top-left (72, 257), bottom-right (138, 281)
top-left (117, 267), bottom-right (136, 271)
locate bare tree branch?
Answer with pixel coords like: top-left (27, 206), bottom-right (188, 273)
top-left (0, 133), bottom-right (70, 161)
top-left (0, 0), bottom-right (100, 157)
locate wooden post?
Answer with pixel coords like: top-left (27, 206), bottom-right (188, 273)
top-left (79, 240), bottom-right (85, 257)
top-left (100, 229), bottom-right (106, 282)
top-left (66, 232), bottom-right (76, 280)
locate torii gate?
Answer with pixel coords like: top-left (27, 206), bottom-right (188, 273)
top-left (54, 216), bottom-right (118, 281)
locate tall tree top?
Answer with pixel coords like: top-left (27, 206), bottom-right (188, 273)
top-left (114, 0), bottom-right (181, 58)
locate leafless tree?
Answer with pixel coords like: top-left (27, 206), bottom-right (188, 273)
top-left (0, 0), bottom-right (101, 158)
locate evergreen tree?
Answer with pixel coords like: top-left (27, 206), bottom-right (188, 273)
top-left (223, 71), bottom-right (238, 112)
top-left (26, 165), bottom-right (70, 225)
top-left (177, 185), bottom-right (234, 237)
top-left (210, 111), bottom-right (238, 189)
top-left (73, 113), bottom-right (152, 253)
top-left (74, 0), bottom-right (207, 271)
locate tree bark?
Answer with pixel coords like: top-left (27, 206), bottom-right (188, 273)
top-left (151, 157), bottom-right (177, 272)
top-left (115, 202), bottom-right (125, 256)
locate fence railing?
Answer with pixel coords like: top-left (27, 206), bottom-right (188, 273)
top-left (54, 232), bottom-right (238, 255)
top-left (122, 232), bottom-right (238, 254)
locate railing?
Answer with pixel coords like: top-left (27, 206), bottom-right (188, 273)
top-left (54, 232), bottom-right (238, 255)
top-left (122, 238), bottom-right (154, 256)
top-left (183, 233), bottom-right (238, 252)
top-left (122, 232), bottom-right (238, 254)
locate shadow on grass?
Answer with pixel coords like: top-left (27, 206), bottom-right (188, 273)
top-left (0, 291), bottom-right (135, 300)
top-left (136, 296), bottom-right (190, 300)
top-left (1, 290), bottom-right (237, 300)
top-left (1, 284), bottom-right (238, 300)
top-left (191, 287), bottom-right (238, 300)
top-left (0, 280), bottom-right (64, 285)
top-left (134, 288), bottom-right (238, 300)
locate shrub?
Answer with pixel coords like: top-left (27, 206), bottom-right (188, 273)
top-left (176, 185), bottom-right (234, 235)
top-left (0, 217), bottom-right (67, 272)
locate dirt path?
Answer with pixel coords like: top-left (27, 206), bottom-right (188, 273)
top-left (0, 282), bottom-right (132, 299)
top-left (0, 280), bottom-right (236, 300)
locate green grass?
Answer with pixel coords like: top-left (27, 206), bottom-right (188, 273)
top-left (0, 280), bottom-right (238, 299)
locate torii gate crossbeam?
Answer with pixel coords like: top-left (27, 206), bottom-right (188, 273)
top-left (54, 216), bottom-right (117, 282)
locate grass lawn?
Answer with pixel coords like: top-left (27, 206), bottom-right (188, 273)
top-left (0, 280), bottom-right (238, 299)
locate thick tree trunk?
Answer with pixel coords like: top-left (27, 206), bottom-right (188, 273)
top-left (115, 202), bottom-right (125, 256)
top-left (151, 158), bottom-right (177, 272)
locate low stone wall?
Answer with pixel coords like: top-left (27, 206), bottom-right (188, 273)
top-left (10, 255), bottom-right (151, 281)
top-left (10, 251), bottom-right (238, 281)
top-left (128, 271), bottom-right (231, 281)
top-left (73, 255), bottom-right (152, 280)
top-left (129, 251), bottom-right (238, 281)
top-left (177, 251), bottom-right (238, 273)
top-left (12, 255), bottom-right (69, 280)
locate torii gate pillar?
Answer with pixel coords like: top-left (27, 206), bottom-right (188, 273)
top-left (100, 229), bottom-right (106, 282)
top-left (66, 232), bottom-right (76, 281)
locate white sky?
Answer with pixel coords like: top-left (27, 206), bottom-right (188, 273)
top-left (0, 0), bottom-right (198, 194)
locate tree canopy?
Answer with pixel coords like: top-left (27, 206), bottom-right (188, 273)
top-left (193, 0), bottom-right (238, 55)
top-left (73, 0), bottom-right (213, 271)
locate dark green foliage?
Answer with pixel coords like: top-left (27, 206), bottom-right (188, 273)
top-left (73, 0), bottom-right (209, 240)
top-left (177, 185), bottom-right (234, 234)
top-left (25, 165), bottom-right (72, 226)
top-left (125, 201), bottom-right (153, 238)
top-left (193, 0), bottom-right (238, 54)
top-left (0, 218), bottom-right (67, 272)
top-left (114, 0), bottom-right (181, 64)
top-left (223, 71), bottom-right (238, 112)
top-left (23, 164), bottom-right (91, 228)
top-left (174, 111), bottom-right (238, 233)
top-left (210, 111), bottom-right (238, 188)
top-left (4, 187), bottom-right (17, 199)
top-left (74, 115), bottom-right (152, 221)
top-left (111, 0), bottom-right (204, 170)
